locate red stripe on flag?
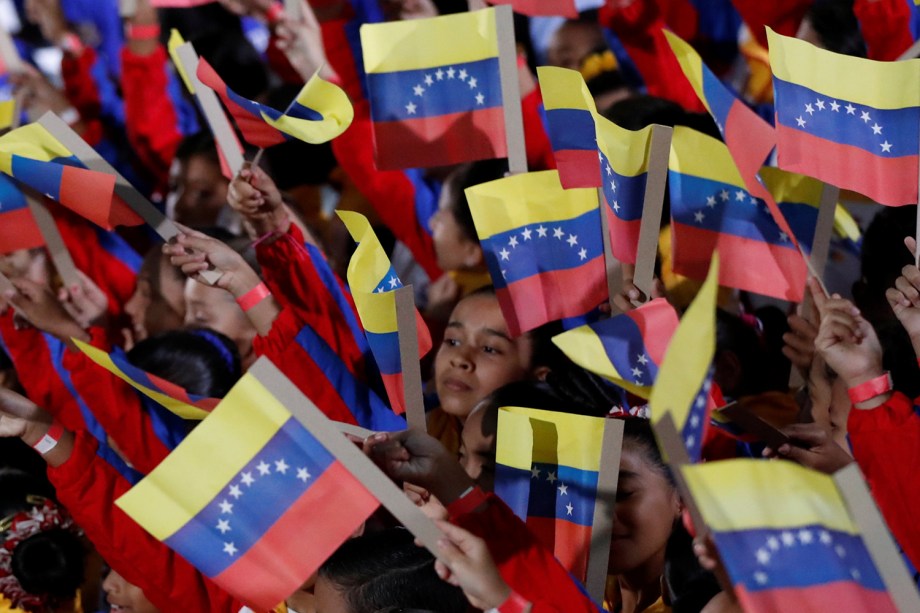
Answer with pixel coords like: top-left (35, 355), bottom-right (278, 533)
top-left (525, 516), bottom-right (592, 581)
top-left (381, 372), bottom-right (405, 415)
top-left (372, 107), bottom-right (507, 170)
top-left (486, 0), bottom-right (578, 18)
top-left (58, 166), bottom-right (135, 229)
top-left (554, 149), bottom-right (602, 189)
top-left (671, 223), bottom-right (807, 302)
top-left (213, 462), bottom-right (379, 611)
top-left (0, 208), bottom-right (44, 254)
top-left (606, 209), bottom-right (641, 265)
top-left (497, 255), bottom-right (607, 336)
top-left (735, 581), bottom-right (898, 613)
top-left (776, 123), bottom-right (918, 207)
top-left (724, 99), bottom-right (775, 182)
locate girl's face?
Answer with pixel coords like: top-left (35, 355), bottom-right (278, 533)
top-left (434, 294), bottom-right (533, 419)
top-left (124, 255), bottom-right (185, 342)
top-left (313, 576), bottom-right (353, 613)
top-left (183, 279), bottom-right (257, 368)
top-left (102, 569), bottom-right (159, 613)
top-left (429, 188), bottom-right (483, 272)
top-left (608, 445), bottom-right (680, 576)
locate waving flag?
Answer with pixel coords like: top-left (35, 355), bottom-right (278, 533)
top-left (0, 123), bottom-right (141, 230)
top-left (337, 210), bottom-right (432, 415)
top-left (486, 0), bottom-right (577, 18)
top-left (682, 459), bottom-right (900, 612)
top-left (466, 170), bottom-right (606, 337)
top-left (117, 370), bottom-right (380, 611)
top-left (537, 66), bottom-right (600, 188)
top-left (0, 175), bottom-right (44, 254)
top-left (360, 8), bottom-right (507, 169)
top-left (759, 166), bottom-right (827, 252)
top-left (649, 253), bottom-right (719, 462)
top-left (495, 405), bottom-right (606, 582)
top-left (669, 127), bottom-right (807, 301)
top-left (197, 58), bottom-right (354, 148)
top-left (75, 340), bottom-right (217, 420)
top-left (551, 298), bottom-right (679, 398)
top-left (768, 28), bottom-right (920, 206)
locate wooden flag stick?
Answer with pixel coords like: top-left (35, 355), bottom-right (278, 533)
top-left (284, 0), bottom-right (304, 19)
top-left (336, 421), bottom-right (376, 439)
top-left (0, 25), bottom-right (23, 75)
top-left (118, 0), bottom-right (138, 18)
top-left (174, 42), bottom-right (245, 177)
top-left (632, 124), bottom-right (672, 302)
top-left (897, 38), bottom-right (920, 61)
top-left (598, 187), bottom-right (624, 313)
top-left (0, 268), bottom-right (13, 295)
top-left (584, 418), bottom-right (624, 604)
top-left (249, 358), bottom-right (447, 554)
top-left (834, 464), bottom-right (920, 612)
top-left (494, 5), bottom-right (527, 176)
top-left (653, 413), bottom-right (706, 539)
top-left (395, 285), bottom-right (426, 432)
top-left (26, 193), bottom-right (80, 290)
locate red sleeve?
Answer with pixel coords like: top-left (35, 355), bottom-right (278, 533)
top-left (847, 391), bottom-right (920, 570)
top-left (729, 0), bottom-right (811, 49)
top-left (853, 0), bottom-right (914, 61)
top-left (331, 100), bottom-right (443, 281)
top-left (448, 491), bottom-right (600, 613)
top-left (316, 14), bottom-right (366, 103)
top-left (521, 88), bottom-right (556, 172)
top-left (47, 431), bottom-right (244, 612)
top-left (121, 45), bottom-right (184, 194)
top-left (61, 327), bottom-right (172, 475)
top-left (256, 224), bottom-right (366, 377)
top-left (598, 2), bottom-right (706, 112)
top-left (60, 47), bottom-right (105, 147)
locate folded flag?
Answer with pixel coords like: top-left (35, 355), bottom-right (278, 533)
top-left (495, 405), bottom-right (606, 582)
top-left (681, 459), bottom-right (900, 612)
top-left (116, 370), bottom-right (380, 611)
top-left (196, 58), bottom-right (354, 148)
top-left (337, 210), bottom-right (432, 415)
top-left (466, 170), bottom-right (606, 336)
top-left (759, 166), bottom-right (829, 253)
top-left (537, 66), bottom-right (601, 189)
top-left (0, 123), bottom-right (141, 230)
top-left (360, 8), bottom-right (507, 169)
top-left (75, 339), bottom-right (217, 420)
top-left (551, 298), bottom-right (679, 399)
top-left (486, 0), bottom-right (577, 18)
top-left (649, 252), bottom-right (719, 463)
top-left (669, 126), bottom-right (807, 302)
top-left (767, 28), bottom-right (920, 207)
top-left (0, 175), bottom-right (44, 254)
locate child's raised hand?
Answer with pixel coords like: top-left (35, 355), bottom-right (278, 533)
top-left (433, 520), bottom-right (513, 611)
top-left (886, 237), bottom-right (920, 353)
top-left (4, 278), bottom-right (89, 343)
top-left (811, 278), bottom-right (884, 391)
top-left (228, 164), bottom-right (284, 216)
top-left (58, 270), bottom-right (108, 330)
top-left (0, 388), bottom-right (73, 466)
top-left (163, 226), bottom-right (261, 299)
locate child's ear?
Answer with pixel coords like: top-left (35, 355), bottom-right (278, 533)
top-left (460, 241), bottom-right (485, 269)
top-left (532, 365), bottom-right (551, 382)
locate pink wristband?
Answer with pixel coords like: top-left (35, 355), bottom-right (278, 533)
top-left (847, 372), bottom-right (892, 404)
top-left (236, 282), bottom-right (271, 311)
top-left (127, 23), bottom-right (161, 40)
top-left (266, 2), bottom-right (285, 24)
top-left (32, 420), bottom-right (64, 455)
top-left (59, 32), bottom-right (85, 56)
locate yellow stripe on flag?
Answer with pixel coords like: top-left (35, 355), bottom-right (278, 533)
top-left (337, 210), bottom-right (392, 293)
top-left (760, 166), bottom-right (824, 210)
top-left (496, 407), bottom-right (534, 471)
top-left (663, 31), bottom-right (709, 114)
top-left (500, 406), bottom-right (605, 471)
top-left (537, 66), bottom-right (597, 112)
top-left (261, 70), bottom-right (354, 144)
top-left (552, 324), bottom-right (652, 399)
top-left (360, 8), bottom-right (498, 74)
top-left (353, 289), bottom-right (398, 335)
top-left (0, 100), bottom-right (16, 131)
top-left (168, 29), bottom-right (196, 95)
top-left (597, 117), bottom-right (653, 178)
top-left (116, 374), bottom-right (291, 540)
top-left (0, 123), bottom-right (75, 162)
top-left (669, 126), bottom-right (744, 187)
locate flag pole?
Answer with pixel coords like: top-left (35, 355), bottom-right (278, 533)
top-left (395, 285), bottom-right (427, 432)
top-left (494, 5), bottom-right (527, 175)
top-left (26, 192), bottom-right (81, 290)
top-left (584, 418), bottom-right (624, 603)
top-left (631, 124), bottom-right (672, 303)
top-left (598, 187), bottom-right (624, 314)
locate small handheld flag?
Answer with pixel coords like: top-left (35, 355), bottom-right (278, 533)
top-left (0, 175), bottom-right (44, 254)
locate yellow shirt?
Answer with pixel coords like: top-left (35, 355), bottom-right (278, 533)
top-left (604, 576), bottom-right (671, 613)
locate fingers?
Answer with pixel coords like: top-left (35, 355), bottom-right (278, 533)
top-left (781, 423), bottom-right (829, 446)
top-left (906, 236), bottom-right (917, 259)
top-left (0, 388), bottom-right (41, 419)
top-left (807, 277), bottom-right (829, 313)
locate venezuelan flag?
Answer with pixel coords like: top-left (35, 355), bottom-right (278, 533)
top-left (669, 127), bottom-right (808, 302)
top-left (650, 253), bottom-right (719, 463)
top-left (495, 405), bottom-right (605, 582)
top-left (0, 175), bottom-right (44, 254)
top-left (337, 211), bottom-right (432, 416)
top-left (768, 28), bottom-right (920, 207)
top-left (597, 117), bottom-right (653, 265)
top-left (75, 340), bottom-right (216, 420)
top-left (465, 170), bottom-right (606, 337)
top-left (682, 459), bottom-right (899, 612)
top-left (759, 166), bottom-right (828, 253)
top-left (551, 298), bottom-right (679, 399)
top-left (117, 372), bottom-right (380, 611)
top-left (360, 9), bottom-right (506, 170)
top-left (537, 66), bottom-right (601, 189)
top-left (0, 123), bottom-right (141, 229)
top-left (196, 58), bottom-right (354, 148)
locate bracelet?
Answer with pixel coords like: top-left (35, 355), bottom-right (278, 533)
top-left (266, 2), bottom-right (285, 25)
top-left (32, 421), bottom-right (64, 455)
top-left (59, 32), bottom-right (85, 56)
top-left (127, 23), bottom-right (161, 41)
top-left (847, 372), bottom-right (893, 405)
top-left (497, 592), bottom-right (532, 613)
top-left (236, 282), bottom-right (271, 311)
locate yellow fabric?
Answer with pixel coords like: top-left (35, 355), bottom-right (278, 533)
top-left (0, 594), bottom-right (27, 613)
top-left (603, 576), bottom-right (671, 613)
top-left (448, 269), bottom-right (492, 297)
top-left (427, 406), bottom-right (462, 456)
top-left (658, 227), bottom-right (734, 310)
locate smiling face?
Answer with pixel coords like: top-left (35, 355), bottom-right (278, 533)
top-left (102, 570), bottom-right (159, 613)
top-left (434, 293), bottom-right (534, 420)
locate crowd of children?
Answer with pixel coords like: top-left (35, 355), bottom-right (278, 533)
top-left (1, 0), bottom-right (920, 611)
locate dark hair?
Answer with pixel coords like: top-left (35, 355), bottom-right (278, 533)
top-left (175, 131), bottom-right (221, 166)
top-left (319, 529), bottom-right (467, 613)
top-left (264, 85), bottom-right (338, 190)
top-left (621, 418), bottom-right (674, 486)
top-left (443, 159), bottom-right (509, 243)
top-left (806, 0), bottom-right (867, 58)
top-left (603, 95), bottom-right (720, 139)
top-left (126, 328), bottom-right (242, 398)
top-left (664, 520), bottom-right (721, 613)
top-left (0, 469), bottom-right (85, 601)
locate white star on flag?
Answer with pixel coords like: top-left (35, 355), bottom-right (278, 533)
top-left (756, 548), bottom-right (771, 564)
top-left (223, 542), bottom-right (238, 556)
top-left (257, 461), bottom-right (270, 475)
top-left (578, 248), bottom-right (587, 260)
top-left (805, 103), bottom-right (814, 115)
top-left (413, 85), bottom-right (424, 97)
top-left (508, 235), bottom-right (519, 248)
top-left (531, 465), bottom-right (541, 479)
top-left (693, 210), bottom-right (705, 223)
top-left (435, 69), bottom-right (444, 80)
top-left (829, 100), bottom-right (840, 112)
top-left (447, 67), bottom-right (455, 79)
top-left (735, 190), bottom-right (746, 201)
top-left (240, 472), bottom-right (254, 486)
top-left (871, 123), bottom-right (882, 135)
top-left (815, 99), bottom-right (825, 110)
top-left (881, 141), bottom-right (892, 153)
top-left (521, 228), bottom-right (532, 240)
top-left (219, 500), bottom-right (233, 514)
top-left (216, 519), bottom-right (231, 534)
top-left (405, 102), bottom-right (417, 115)
top-left (565, 502), bottom-right (574, 516)
top-left (796, 116), bottom-right (806, 127)
top-left (275, 459), bottom-right (289, 474)
top-left (860, 110), bottom-right (871, 123)
top-left (424, 74), bottom-right (433, 86)
top-left (297, 467), bottom-right (311, 482)
top-left (458, 69), bottom-right (467, 80)
top-left (546, 471), bottom-right (557, 484)
top-left (468, 77), bottom-right (477, 89)
top-left (845, 103), bottom-right (856, 115)
top-left (720, 189), bottom-right (729, 201)
top-left (566, 234), bottom-right (578, 247)
top-left (499, 248), bottom-right (510, 261)
top-left (229, 484), bottom-right (242, 499)
top-left (637, 354), bottom-right (649, 365)
top-left (553, 227), bottom-right (564, 239)
top-left (706, 195), bottom-right (716, 207)
top-left (388, 275), bottom-right (399, 288)
top-left (475, 93), bottom-right (484, 105)
top-left (558, 483), bottom-right (568, 495)
top-left (536, 225), bottom-right (547, 238)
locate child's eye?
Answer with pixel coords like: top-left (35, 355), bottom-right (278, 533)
top-left (443, 337), bottom-right (460, 347)
top-left (482, 345), bottom-right (503, 355)
top-left (616, 490), bottom-right (635, 502)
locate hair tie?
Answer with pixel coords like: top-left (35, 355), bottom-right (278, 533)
top-left (190, 329), bottom-right (237, 375)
